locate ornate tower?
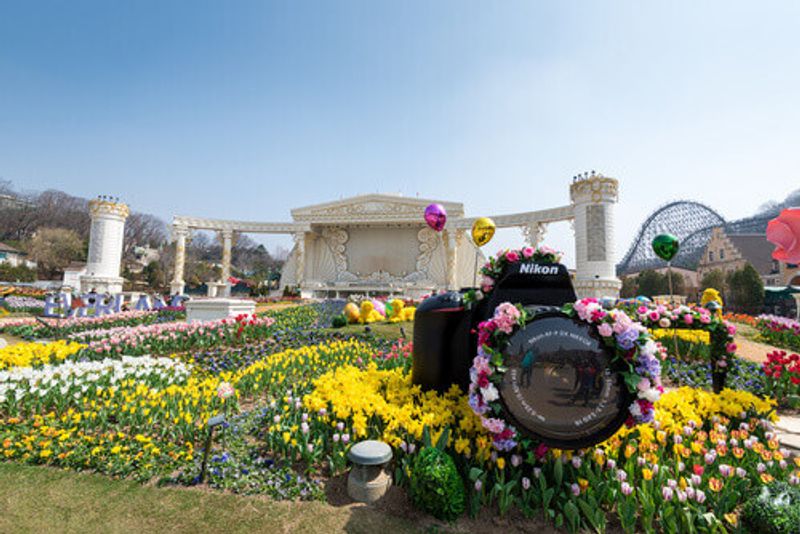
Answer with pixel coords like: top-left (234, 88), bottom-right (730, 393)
top-left (80, 196), bottom-right (130, 293)
top-left (570, 172), bottom-right (622, 298)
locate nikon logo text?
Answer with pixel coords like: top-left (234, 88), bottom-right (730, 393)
top-left (519, 263), bottom-right (558, 275)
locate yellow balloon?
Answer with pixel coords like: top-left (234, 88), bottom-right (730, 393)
top-left (471, 217), bottom-right (496, 247)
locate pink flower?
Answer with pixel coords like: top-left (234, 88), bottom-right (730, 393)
top-left (767, 208), bottom-right (800, 263)
top-left (481, 417), bottom-right (506, 434)
top-left (726, 343), bottom-right (737, 354)
top-left (683, 314), bottom-right (694, 325)
top-left (522, 246), bottom-right (535, 258)
top-left (505, 251), bottom-right (520, 263)
top-left (598, 323), bottom-right (613, 337)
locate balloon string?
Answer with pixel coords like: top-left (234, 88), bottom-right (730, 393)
top-left (474, 247), bottom-right (479, 288)
top-left (668, 261), bottom-right (680, 359)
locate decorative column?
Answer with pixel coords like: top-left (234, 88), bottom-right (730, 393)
top-left (522, 222), bottom-right (547, 247)
top-left (220, 229), bottom-right (234, 297)
top-left (570, 173), bottom-right (622, 299)
top-left (170, 225), bottom-right (189, 295)
top-left (80, 196), bottom-right (130, 294)
top-left (294, 231), bottom-right (306, 289)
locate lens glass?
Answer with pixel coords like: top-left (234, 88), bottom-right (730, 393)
top-left (500, 314), bottom-right (628, 444)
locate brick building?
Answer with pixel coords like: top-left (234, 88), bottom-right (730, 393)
top-left (697, 227), bottom-right (799, 287)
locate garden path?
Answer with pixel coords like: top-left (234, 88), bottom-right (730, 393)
top-left (733, 335), bottom-right (777, 363)
top-left (775, 415), bottom-right (800, 452)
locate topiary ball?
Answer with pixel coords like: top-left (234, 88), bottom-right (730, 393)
top-left (408, 446), bottom-right (466, 521)
top-left (331, 314), bottom-right (348, 328)
top-left (741, 481), bottom-right (800, 534)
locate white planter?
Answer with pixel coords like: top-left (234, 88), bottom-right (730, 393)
top-left (185, 298), bottom-right (256, 323)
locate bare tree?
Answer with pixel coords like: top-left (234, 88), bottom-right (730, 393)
top-left (123, 212), bottom-right (167, 259)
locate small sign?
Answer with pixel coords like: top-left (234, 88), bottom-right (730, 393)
top-left (207, 415), bottom-right (226, 427)
top-left (43, 293), bottom-right (184, 317)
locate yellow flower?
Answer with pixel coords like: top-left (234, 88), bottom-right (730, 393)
top-left (724, 513), bottom-right (738, 527)
top-left (641, 468), bottom-right (653, 481)
top-left (708, 477), bottom-right (723, 492)
top-left (496, 457), bottom-right (505, 470)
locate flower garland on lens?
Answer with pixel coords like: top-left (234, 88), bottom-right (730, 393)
top-left (468, 298), bottom-right (663, 452)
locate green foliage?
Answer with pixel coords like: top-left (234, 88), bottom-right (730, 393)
top-left (409, 447), bottom-right (466, 521)
top-left (727, 262), bottom-right (764, 313)
top-left (26, 227), bottom-right (85, 278)
top-left (741, 482), bottom-right (800, 534)
top-left (331, 314), bottom-right (347, 328)
top-left (0, 262), bottom-right (36, 282)
top-left (620, 276), bottom-right (638, 298)
top-left (143, 260), bottom-right (165, 289)
top-left (701, 269), bottom-right (727, 295)
top-left (634, 269), bottom-right (686, 298)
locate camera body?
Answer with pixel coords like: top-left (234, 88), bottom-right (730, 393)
top-left (412, 262), bottom-right (576, 393)
top-left (412, 262), bottom-right (632, 449)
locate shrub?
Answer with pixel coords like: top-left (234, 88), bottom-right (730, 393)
top-left (409, 446), bottom-right (466, 521)
top-left (331, 314), bottom-right (348, 328)
top-left (741, 482), bottom-right (800, 534)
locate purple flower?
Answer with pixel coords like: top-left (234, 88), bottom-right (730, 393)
top-left (617, 329), bottom-right (640, 350)
top-left (621, 482), bottom-right (633, 496)
top-left (662, 486), bottom-right (674, 501)
top-left (522, 477), bottom-right (531, 490)
top-left (570, 483), bottom-right (580, 496)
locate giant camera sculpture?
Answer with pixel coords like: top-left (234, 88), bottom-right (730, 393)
top-left (412, 262), bottom-right (632, 449)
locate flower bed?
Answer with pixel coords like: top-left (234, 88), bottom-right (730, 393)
top-left (762, 350), bottom-right (800, 407)
top-left (75, 314), bottom-right (277, 357)
top-left (0, 340), bottom-right (86, 370)
top-left (0, 301), bottom-right (798, 532)
top-left (1, 296), bottom-right (45, 314)
top-left (756, 314), bottom-right (800, 352)
top-left (663, 356), bottom-right (766, 395)
top-left (0, 309), bottom-right (186, 339)
top-left (723, 312), bottom-right (758, 328)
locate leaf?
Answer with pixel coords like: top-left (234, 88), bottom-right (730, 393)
top-left (468, 467), bottom-right (483, 481)
top-left (422, 426), bottom-right (432, 448)
top-left (554, 457), bottom-right (563, 488)
top-left (624, 372), bottom-right (642, 391)
top-left (435, 426), bottom-right (450, 451)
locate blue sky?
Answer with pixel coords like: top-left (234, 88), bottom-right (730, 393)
top-left (1, 1), bottom-right (799, 264)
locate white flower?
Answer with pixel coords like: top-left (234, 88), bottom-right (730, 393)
top-left (480, 383), bottom-right (499, 402)
top-left (641, 388), bottom-right (661, 403)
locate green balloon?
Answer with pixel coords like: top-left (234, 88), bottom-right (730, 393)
top-left (652, 233), bottom-right (680, 262)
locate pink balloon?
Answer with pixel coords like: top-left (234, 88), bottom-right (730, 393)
top-left (424, 203), bottom-right (447, 232)
top-left (767, 208), bottom-right (800, 264)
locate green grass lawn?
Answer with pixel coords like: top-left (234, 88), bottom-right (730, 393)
top-left (0, 463), bottom-right (419, 534)
top-left (325, 322), bottom-right (414, 342)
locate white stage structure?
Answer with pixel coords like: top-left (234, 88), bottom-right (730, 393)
top-left (170, 174), bottom-right (622, 299)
